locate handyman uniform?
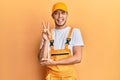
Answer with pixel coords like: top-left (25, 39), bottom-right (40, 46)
top-left (40, 27), bottom-right (84, 80)
top-left (40, 2), bottom-right (84, 80)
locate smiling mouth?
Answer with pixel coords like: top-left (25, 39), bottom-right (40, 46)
top-left (57, 19), bottom-right (64, 22)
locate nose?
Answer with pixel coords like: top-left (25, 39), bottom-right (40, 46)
top-left (58, 13), bottom-right (62, 18)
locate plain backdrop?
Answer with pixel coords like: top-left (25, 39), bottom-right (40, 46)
top-left (0, 0), bottom-right (120, 80)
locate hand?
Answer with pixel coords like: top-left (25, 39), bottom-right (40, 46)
top-left (42, 22), bottom-right (51, 41)
top-left (40, 58), bottom-right (56, 66)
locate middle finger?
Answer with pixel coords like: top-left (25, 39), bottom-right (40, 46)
top-left (42, 22), bottom-right (47, 32)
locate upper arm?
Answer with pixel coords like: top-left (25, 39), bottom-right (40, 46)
top-left (71, 28), bottom-right (84, 62)
top-left (71, 28), bottom-right (84, 47)
top-left (73, 46), bottom-right (83, 62)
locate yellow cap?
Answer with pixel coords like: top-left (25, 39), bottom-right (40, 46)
top-left (52, 2), bottom-right (68, 14)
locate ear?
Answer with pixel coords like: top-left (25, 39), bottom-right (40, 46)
top-left (66, 12), bottom-right (68, 15)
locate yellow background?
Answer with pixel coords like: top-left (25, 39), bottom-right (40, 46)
top-left (0, 0), bottom-right (120, 80)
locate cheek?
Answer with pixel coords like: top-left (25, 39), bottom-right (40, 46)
top-left (53, 16), bottom-right (57, 20)
top-left (64, 15), bottom-right (67, 20)
top-left (63, 14), bottom-right (68, 18)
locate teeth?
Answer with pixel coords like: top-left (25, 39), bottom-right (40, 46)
top-left (58, 19), bottom-right (63, 22)
top-left (59, 19), bottom-right (62, 21)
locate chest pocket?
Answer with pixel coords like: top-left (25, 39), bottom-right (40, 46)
top-left (50, 49), bottom-right (71, 60)
top-left (50, 75), bottom-right (75, 80)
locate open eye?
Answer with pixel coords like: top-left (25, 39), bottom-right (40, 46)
top-left (61, 11), bottom-right (66, 14)
top-left (53, 10), bottom-right (60, 15)
top-left (53, 11), bottom-right (58, 15)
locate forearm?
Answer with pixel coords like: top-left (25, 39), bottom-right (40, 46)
top-left (40, 45), bottom-right (83, 66)
top-left (54, 55), bottom-right (81, 65)
top-left (40, 40), bottom-right (49, 60)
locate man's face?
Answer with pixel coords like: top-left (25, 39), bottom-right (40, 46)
top-left (52, 9), bottom-right (68, 27)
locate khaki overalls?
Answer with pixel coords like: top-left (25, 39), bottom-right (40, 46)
top-left (46, 27), bottom-right (77, 80)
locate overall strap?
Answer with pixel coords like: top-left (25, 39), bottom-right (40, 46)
top-left (49, 29), bottom-right (54, 51)
top-left (65, 27), bottom-right (74, 49)
top-left (50, 27), bottom-right (74, 50)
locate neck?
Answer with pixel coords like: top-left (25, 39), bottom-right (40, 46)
top-left (55, 25), bottom-right (67, 29)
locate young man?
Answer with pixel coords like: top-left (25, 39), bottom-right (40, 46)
top-left (39, 2), bottom-right (84, 80)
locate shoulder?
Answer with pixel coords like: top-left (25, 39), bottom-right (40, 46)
top-left (73, 27), bottom-right (80, 31)
top-left (72, 27), bottom-right (81, 34)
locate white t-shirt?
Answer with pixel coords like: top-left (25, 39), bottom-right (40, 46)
top-left (40, 26), bottom-right (84, 56)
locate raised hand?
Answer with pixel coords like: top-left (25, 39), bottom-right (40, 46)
top-left (42, 22), bottom-right (51, 41)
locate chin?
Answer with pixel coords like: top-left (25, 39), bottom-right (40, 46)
top-left (56, 22), bottom-right (66, 27)
top-left (58, 23), bottom-right (64, 26)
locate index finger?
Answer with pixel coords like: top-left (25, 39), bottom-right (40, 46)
top-left (42, 22), bottom-right (46, 29)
